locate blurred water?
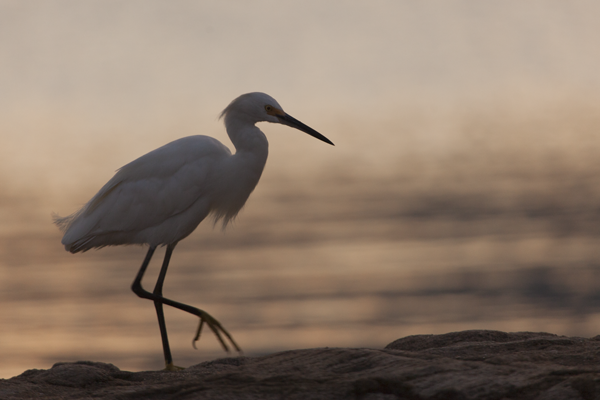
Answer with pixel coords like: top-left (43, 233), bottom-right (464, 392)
top-left (2, 1), bottom-right (600, 379)
top-left (3, 140), bottom-right (600, 378)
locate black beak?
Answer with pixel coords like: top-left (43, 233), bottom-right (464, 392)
top-left (277, 114), bottom-right (334, 146)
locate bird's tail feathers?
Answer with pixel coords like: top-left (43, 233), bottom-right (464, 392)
top-left (52, 211), bottom-right (80, 232)
top-left (65, 236), bottom-right (96, 253)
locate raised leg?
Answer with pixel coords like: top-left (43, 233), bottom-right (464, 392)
top-left (131, 245), bottom-right (241, 370)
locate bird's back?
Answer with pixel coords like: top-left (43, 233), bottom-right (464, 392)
top-left (55, 135), bottom-right (235, 252)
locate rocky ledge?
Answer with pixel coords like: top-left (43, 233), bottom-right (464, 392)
top-left (2, 330), bottom-right (600, 399)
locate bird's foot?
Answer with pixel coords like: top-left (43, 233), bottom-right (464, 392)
top-left (164, 362), bottom-right (185, 371)
top-left (192, 310), bottom-right (242, 354)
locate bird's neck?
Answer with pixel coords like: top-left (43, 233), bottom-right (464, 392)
top-left (224, 116), bottom-right (269, 160)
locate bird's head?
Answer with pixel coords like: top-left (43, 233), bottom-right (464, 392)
top-left (220, 92), bottom-right (334, 145)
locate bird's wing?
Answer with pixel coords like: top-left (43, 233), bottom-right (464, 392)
top-left (58, 136), bottom-right (231, 247)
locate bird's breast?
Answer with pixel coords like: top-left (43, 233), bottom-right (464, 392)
top-left (208, 149), bottom-right (268, 226)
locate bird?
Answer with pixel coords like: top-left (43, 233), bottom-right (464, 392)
top-left (53, 92), bottom-right (334, 371)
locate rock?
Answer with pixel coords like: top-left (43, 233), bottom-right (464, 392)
top-left (2, 330), bottom-right (600, 399)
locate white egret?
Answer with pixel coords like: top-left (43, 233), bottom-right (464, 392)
top-left (54, 92), bottom-right (334, 370)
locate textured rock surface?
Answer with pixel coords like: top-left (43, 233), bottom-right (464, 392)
top-left (2, 330), bottom-right (600, 399)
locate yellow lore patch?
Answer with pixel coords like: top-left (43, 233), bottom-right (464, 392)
top-left (265, 105), bottom-right (285, 116)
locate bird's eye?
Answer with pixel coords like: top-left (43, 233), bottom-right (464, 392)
top-left (265, 105), bottom-right (273, 112)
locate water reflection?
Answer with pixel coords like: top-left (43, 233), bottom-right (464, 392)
top-left (3, 145), bottom-right (600, 378)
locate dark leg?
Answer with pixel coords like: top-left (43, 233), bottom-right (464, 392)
top-left (131, 245), bottom-right (240, 370)
top-left (132, 246), bottom-right (177, 368)
top-left (132, 245), bottom-right (156, 290)
top-left (152, 244), bottom-right (175, 368)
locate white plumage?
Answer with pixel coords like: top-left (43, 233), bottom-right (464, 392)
top-left (56, 135), bottom-right (254, 251)
top-left (54, 92), bottom-right (333, 370)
